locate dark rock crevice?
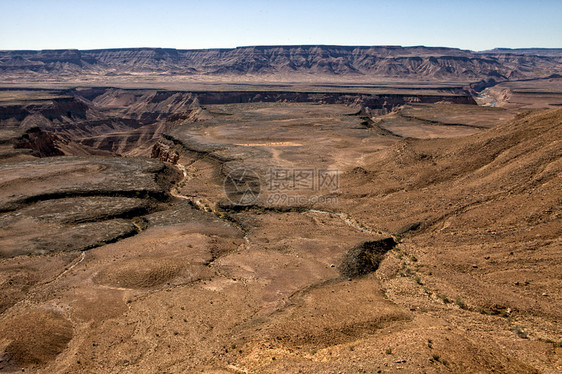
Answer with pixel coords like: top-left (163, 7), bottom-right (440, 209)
top-left (340, 238), bottom-right (398, 278)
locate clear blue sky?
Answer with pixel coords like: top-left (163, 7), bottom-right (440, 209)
top-left (0, 0), bottom-right (560, 51)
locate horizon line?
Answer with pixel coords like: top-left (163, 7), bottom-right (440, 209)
top-left (1, 45), bottom-right (562, 53)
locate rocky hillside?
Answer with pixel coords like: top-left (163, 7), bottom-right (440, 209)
top-left (1, 46), bottom-right (561, 81)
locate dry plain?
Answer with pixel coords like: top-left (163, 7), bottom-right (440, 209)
top-left (0, 46), bottom-right (561, 373)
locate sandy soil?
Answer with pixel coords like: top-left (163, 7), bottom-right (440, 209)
top-left (0, 87), bottom-right (560, 373)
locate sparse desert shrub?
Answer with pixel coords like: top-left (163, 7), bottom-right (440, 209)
top-left (478, 305), bottom-right (510, 317)
top-left (512, 325), bottom-right (528, 339)
top-left (455, 297), bottom-right (467, 310)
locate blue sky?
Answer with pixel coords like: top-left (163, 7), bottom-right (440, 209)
top-left (0, 0), bottom-right (560, 51)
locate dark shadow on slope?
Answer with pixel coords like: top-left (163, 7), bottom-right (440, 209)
top-left (340, 238), bottom-right (397, 278)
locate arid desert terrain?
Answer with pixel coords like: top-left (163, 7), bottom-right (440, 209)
top-left (0, 46), bottom-right (561, 373)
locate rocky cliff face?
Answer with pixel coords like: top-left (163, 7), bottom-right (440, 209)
top-left (13, 127), bottom-right (66, 157)
top-left (1, 46), bottom-right (561, 81)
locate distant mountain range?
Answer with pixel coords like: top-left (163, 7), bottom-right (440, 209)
top-left (1, 46), bottom-right (561, 82)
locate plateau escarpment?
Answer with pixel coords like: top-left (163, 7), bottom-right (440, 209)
top-left (1, 46), bottom-right (561, 85)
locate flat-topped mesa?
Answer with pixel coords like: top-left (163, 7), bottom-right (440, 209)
top-left (1, 46), bottom-right (561, 81)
